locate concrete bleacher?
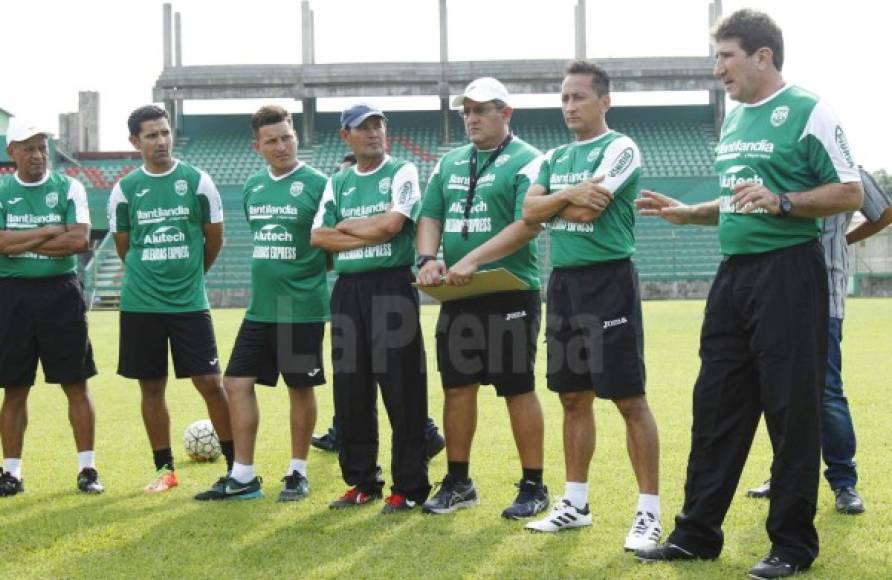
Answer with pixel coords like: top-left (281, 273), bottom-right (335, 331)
top-left (71, 105), bottom-right (723, 305)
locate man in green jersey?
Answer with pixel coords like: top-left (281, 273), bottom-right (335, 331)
top-left (311, 103), bottom-right (430, 514)
top-left (416, 78), bottom-right (549, 519)
top-left (194, 106), bottom-right (329, 502)
top-left (0, 118), bottom-right (103, 496)
top-left (521, 61), bottom-right (662, 549)
top-left (633, 11), bottom-right (863, 578)
top-left (108, 105), bottom-right (233, 493)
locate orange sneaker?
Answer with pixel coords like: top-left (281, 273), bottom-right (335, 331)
top-left (144, 468), bottom-right (178, 493)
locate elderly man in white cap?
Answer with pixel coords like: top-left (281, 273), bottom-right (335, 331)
top-left (0, 117), bottom-right (103, 496)
top-left (416, 77), bottom-right (549, 519)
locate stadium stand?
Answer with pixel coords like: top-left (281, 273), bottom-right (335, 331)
top-left (73, 105), bottom-right (723, 307)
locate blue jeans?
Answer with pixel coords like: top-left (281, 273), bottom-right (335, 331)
top-left (822, 317), bottom-right (858, 490)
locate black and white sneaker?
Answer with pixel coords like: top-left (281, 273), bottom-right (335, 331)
top-left (422, 475), bottom-right (478, 514)
top-left (278, 471), bottom-right (310, 502)
top-left (77, 468), bottom-right (105, 494)
top-left (747, 479), bottom-right (772, 499)
top-left (624, 510), bottom-right (662, 551)
top-left (525, 497), bottom-right (592, 532)
top-left (194, 475), bottom-right (263, 501)
top-left (748, 554), bottom-right (809, 579)
top-left (0, 471), bottom-right (24, 496)
top-left (501, 479), bottom-right (549, 519)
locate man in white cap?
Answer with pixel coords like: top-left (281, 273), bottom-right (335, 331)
top-left (311, 103), bottom-right (431, 514)
top-left (0, 117), bottom-right (103, 496)
top-left (416, 77), bottom-right (549, 519)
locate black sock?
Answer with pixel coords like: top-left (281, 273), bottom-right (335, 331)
top-left (448, 461), bottom-right (470, 483)
top-left (153, 448), bottom-right (174, 472)
top-left (522, 468), bottom-right (543, 485)
top-left (220, 440), bottom-right (234, 473)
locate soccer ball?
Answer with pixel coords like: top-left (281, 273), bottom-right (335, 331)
top-left (183, 419), bottom-right (221, 462)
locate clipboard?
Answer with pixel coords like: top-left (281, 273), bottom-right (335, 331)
top-left (413, 268), bottom-right (530, 302)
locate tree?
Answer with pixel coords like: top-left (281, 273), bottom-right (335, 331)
top-left (872, 169), bottom-right (892, 193)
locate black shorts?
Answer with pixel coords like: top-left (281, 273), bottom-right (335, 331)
top-left (435, 290), bottom-right (540, 397)
top-left (0, 275), bottom-right (97, 387)
top-left (546, 259), bottom-right (646, 399)
top-left (118, 310), bottom-right (220, 380)
top-left (225, 319), bottom-right (326, 388)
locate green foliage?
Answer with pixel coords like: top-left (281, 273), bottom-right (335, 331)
top-left (2, 301), bottom-right (891, 578)
top-left (871, 169), bottom-right (892, 194)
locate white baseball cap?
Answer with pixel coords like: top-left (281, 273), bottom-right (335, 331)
top-left (451, 77), bottom-right (512, 108)
top-left (5, 117), bottom-right (53, 147)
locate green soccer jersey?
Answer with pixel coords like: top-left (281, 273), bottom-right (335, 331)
top-left (420, 137), bottom-right (543, 289)
top-left (243, 163), bottom-right (330, 323)
top-left (715, 85), bottom-right (860, 255)
top-left (108, 160), bottom-right (223, 313)
top-left (0, 172), bottom-right (89, 278)
top-left (535, 131), bottom-right (641, 267)
top-left (311, 156), bottom-right (420, 274)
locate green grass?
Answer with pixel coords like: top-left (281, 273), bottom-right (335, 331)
top-left (2, 299), bottom-right (892, 579)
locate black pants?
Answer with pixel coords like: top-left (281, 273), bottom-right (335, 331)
top-left (331, 266), bottom-right (430, 502)
top-left (668, 241), bottom-right (827, 567)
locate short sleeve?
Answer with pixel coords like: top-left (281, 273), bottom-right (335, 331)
top-left (514, 155), bottom-right (545, 219)
top-left (593, 136), bottom-right (642, 196)
top-left (535, 149), bottom-right (556, 191)
top-left (197, 170), bottom-right (224, 224)
top-left (311, 178), bottom-right (338, 230)
top-left (65, 178), bottom-right (91, 225)
top-left (107, 182), bottom-right (130, 233)
top-left (802, 100), bottom-right (861, 186)
top-left (390, 162), bottom-right (422, 221)
top-left (420, 159), bottom-right (446, 221)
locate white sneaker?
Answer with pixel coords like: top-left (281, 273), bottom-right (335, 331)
top-left (624, 510), bottom-right (662, 551)
top-left (525, 498), bottom-right (592, 533)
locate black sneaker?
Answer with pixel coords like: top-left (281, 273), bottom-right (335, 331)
top-left (834, 486), bottom-right (865, 515)
top-left (77, 468), bottom-right (105, 494)
top-left (422, 475), bottom-right (478, 514)
top-left (425, 430), bottom-right (446, 461)
top-left (501, 479), bottom-right (549, 519)
top-left (311, 428), bottom-right (339, 453)
top-left (194, 475), bottom-right (263, 501)
top-left (747, 479), bottom-right (771, 499)
top-left (0, 471), bottom-right (24, 496)
top-left (329, 486), bottom-right (382, 509)
top-left (381, 493), bottom-right (417, 514)
top-left (748, 554), bottom-right (809, 579)
top-left (635, 542), bottom-right (711, 562)
top-left (278, 471), bottom-right (310, 502)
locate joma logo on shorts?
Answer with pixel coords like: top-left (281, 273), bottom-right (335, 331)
top-left (603, 317), bottom-right (628, 329)
top-left (505, 310), bottom-right (527, 321)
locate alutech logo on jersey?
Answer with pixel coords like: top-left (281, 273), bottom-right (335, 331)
top-left (254, 224), bottom-right (294, 242)
top-left (143, 225), bottom-right (187, 245)
top-left (719, 165), bottom-right (768, 214)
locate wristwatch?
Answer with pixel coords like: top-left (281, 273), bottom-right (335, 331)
top-left (777, 193), bottom-right (793, 217)
top-left (415, 254), bottom-right (436, 269)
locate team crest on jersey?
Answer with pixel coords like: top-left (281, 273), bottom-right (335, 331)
top-left (378, 177), bottom-right (392, 195)
top-left (45, 192), bottom-right (59, 209)
top-left (290, 181), bottom-right (304, 197)
top-left (174, 179), bottom-right (188, 196)
top-left (494, 154), bottom-right (511, 168)
top-left (770, 106), bottom-right (789, 127)
top-left (586, 147), bottom-right (603, 163)
top-left (835, 126), bottom-right (854, 167)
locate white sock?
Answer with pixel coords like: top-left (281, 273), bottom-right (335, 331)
top-left (564, 481), bottom-right (589, 509)
top-left (287, 458), bottom-right (307, 477)
top-left (638, 493), bottom-right (661, 519)
top-left (3, 458), bottom-right (22, 480)
top-left (230, 462), bottom-right (256, 484)
top-left (78, 451), bottom-right (95, 471)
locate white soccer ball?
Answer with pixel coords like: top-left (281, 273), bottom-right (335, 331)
top-left (183, 419), bottom-right (221, 462)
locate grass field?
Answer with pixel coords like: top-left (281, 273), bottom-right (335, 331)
top-left (2, 299), bottom-right (891, 579)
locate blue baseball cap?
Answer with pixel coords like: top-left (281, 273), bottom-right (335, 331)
top-left (340, 103), bottom-right (386, 129)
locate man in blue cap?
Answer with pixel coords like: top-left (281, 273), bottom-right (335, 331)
top-left (311, 104), bottom-right (431, 514)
